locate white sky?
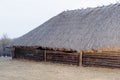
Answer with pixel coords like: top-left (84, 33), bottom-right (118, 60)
top-left (0, 0), bottom-right (119, 39)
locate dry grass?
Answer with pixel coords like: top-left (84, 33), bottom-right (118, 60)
top-left (0, 57), bottom-right (120, 80)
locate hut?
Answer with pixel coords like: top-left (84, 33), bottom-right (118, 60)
top-left (10, 4), bottom-right (120, 67)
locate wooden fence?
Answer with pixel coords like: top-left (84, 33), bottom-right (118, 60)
top-left (82, 52), bottom-right (120, 68)
top-left (13, 48), bottom-right (80, 65)
top-left (12, 47), bottom-right (120, 68)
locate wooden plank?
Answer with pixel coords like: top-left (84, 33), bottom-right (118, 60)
top-left (78, 52), bottom-right (80, 66)
top-left (46, 50), bottom-right (78, 55)
top-left (78, 51), bottom-right (83, 66)
top-left (80, 51), bottom-right (83, 66)
top-left (44, 49), bottom-right (47, 62)
top-left (11, 47), bottom-right (15, 59)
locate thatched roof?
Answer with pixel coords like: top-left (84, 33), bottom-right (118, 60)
top-left (12, 4), bottom-right (120, 51)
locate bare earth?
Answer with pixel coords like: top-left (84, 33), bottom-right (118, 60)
top-left (0, 57), bottom-right (120, 80)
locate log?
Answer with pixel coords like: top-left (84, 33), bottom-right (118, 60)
top-left (11, 47), bottom-right (15, 59)
top-left (44, 49), bottom-right (47, 62)
top-left (78, 51), bottom-right (82, 66)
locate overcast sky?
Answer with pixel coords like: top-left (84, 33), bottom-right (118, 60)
top-left (0, 0), bottom-right (119, 39)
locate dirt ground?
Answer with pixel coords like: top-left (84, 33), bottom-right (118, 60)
top-left (0, 57), bottom-right (120, 80)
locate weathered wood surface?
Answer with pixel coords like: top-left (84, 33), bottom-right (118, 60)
top-left (46, 51), bottom-right (79, 65)
top-left (44, 49), bottom-right (47, 62)
top-left (11, 47), bottom-right (15, 59)
top-left (13, 48), bottom-right (79, 65)
top-left (12, 46), bottom-right (77, 53)
top-left (14, 48), bottom-right (44, 61)
top-left (83, 52), bottom-right (120, 68)
top-left (13, 47), bottom-right (120, 68)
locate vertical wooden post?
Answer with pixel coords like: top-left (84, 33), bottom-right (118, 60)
top-left (80, 51), bottom-right (83, 66)
top-left (78, 51), bottom-right (83, 66)
top-left (44, 49), bottom-right (47, 62)
top-left (11, 47), bottom-right (15, 59)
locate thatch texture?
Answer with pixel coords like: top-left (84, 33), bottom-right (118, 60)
top-left (12, 4), bottom-right (120, 51)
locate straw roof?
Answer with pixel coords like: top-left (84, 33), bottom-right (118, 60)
top-left (12, 4), bottom-right (120, 51)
